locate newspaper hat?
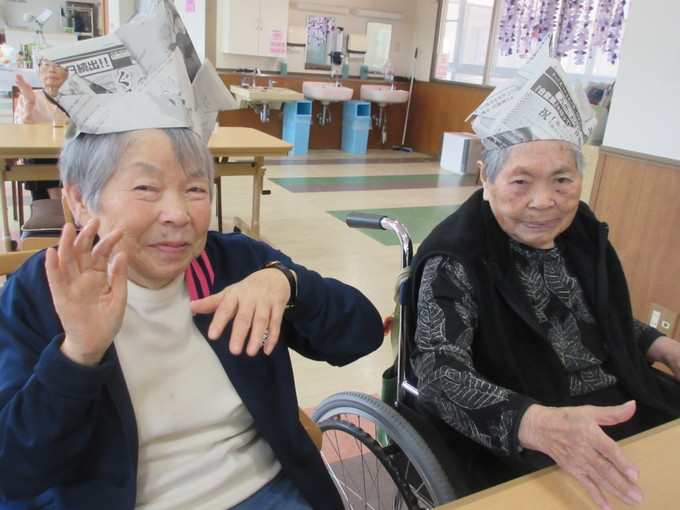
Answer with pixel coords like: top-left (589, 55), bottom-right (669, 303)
top-left (469, 35), bottom-right (597, 150)
top-left (40, 0), bottom-right (236, 142)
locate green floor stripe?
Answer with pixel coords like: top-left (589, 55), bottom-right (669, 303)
top-left (328, 205), bottom-right (460, 246)
top-left (270, 174), bottom-right (464, 186)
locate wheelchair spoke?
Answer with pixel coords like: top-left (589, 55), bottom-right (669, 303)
top-left (324, 431), bottom-right (383, 508)
top-left (344, 412), bottom-right (435, 507)
top-left (312, 392), bottom-right (458, 509)
top-left (318, 419), bottom-right (417, 509)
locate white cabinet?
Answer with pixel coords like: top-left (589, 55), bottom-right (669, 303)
top-left (220, 0), bottom-right (289, 57)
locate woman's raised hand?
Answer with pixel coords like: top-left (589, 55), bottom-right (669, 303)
top-left (14, 73), bottom-right (36, 106)
top-left (45, 219), bottom-right (128, 366)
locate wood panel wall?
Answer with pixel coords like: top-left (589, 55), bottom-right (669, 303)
top-left (218, 72), bottom-right (491, 155)
top-left (590, 148), bottom-right (680, 323)
top-left (405, 81), bottom-right (491, 156)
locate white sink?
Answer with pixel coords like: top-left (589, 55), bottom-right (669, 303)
top-left (360, 84), bottom-right (409, 107)
top-left (302, 81), bottom-right (353, 105)
top-left (229, 85), bottom-right (304, 110)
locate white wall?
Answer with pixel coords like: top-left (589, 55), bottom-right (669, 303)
top-left (1, 0), bottom-right (103, 34)
top-left (215, 0), bottom-right (419, 77)
top-left (602, 0), bottom-right (679, 161)
top-left (106, 0), bottom-right (140, 32)
top-left (4, 27), bottom-right (77, 50)
top-left (173, 0), bottom-right (206, 62)
top-left (2, 0), bottom-right (65, 33)
top-left (72, 0), bottom-right (205, 60)
top-left (411, 0), bottom-right (438, 82)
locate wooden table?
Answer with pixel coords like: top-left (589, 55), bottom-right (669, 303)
top-left (436, 418), bottom-right (680, 509)
top-left (0, 124), bottom-right (292, 251)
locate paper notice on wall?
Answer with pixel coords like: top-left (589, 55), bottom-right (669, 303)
top-left (436, 54), bottom-right (449, 79)
top-left (185, 0), bottom-right (195, 12)
top-left (269, 29), bottom-right (286, 56)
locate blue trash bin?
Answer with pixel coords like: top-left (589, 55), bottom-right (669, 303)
top-left (282, 101), bottom-right (312, 155)
top-left (341, 101), bottom-right (371, 155)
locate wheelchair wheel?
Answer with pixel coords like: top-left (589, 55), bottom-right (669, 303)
top-left (312, 391), bottom-right (457, 509)
top-left (317, 418), bottom-right (419, 509)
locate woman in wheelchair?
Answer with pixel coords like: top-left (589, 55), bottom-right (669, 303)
top-left (410, 45), bottom-right (680, 510)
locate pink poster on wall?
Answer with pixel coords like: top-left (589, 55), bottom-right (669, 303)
top-left (269, 29), bottom-right (286, 56)
top-left (185, 0), bottom-right (195, 13)
top-left (436, 54), bottom-right (449, 79)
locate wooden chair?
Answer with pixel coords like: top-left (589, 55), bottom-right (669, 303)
top-left (20, 196), bottom-right (72, 250)
top-left (5, 85), bottom-right (24, 221)
top-left (9, 86), bottom-right (23, 222)
top-left (9, 85), bottom-right (37, 223)
top-left (9, 85), bottom-right (62, 230)
top-left (299, 408), bottom-right (322, 450)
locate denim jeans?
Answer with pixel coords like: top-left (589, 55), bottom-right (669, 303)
top-left (229, 472), bottom-right (314, 510)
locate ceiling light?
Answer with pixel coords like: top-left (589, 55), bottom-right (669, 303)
top-left (352, 8), bottom-right (405, 21)
top-left (293, 3), bottom-right (350, 15)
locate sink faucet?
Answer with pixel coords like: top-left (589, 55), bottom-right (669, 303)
top-left (268, 79), bottom-right (277, 89)
top-left (385, 62), bottom-right (396, 90)
top-left (330, 67), bottom-right (341, 88)
top-left (251, 68), bottom-right (261, 88)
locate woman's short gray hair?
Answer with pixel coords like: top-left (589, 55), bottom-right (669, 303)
top-left (481, 141), bottom-right (585, 183)
top-left (59, 127), bottom-right (214, 212)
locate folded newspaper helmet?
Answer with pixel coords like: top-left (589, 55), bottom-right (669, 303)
top-left (468, 35), bottom-right (597, 150)
top-left (40, 0), bottom-right (236, 142)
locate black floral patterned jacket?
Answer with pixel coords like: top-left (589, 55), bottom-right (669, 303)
top-left (408, 189), bottom-right (680, 475)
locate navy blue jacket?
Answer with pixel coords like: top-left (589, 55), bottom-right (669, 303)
top-left (0, 231), bottom-right (383, 509)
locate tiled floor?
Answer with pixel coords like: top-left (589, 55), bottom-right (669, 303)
top-left (3, 148), bottom-right (481, 409)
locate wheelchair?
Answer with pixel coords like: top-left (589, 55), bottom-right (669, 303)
top-left (311, 213), bottom-right (463, 509)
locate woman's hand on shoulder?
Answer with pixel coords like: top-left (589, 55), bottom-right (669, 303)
top-left (190, 266), bottom-right (293, 357)
top-left (45, 219), bottom-right (128, 366)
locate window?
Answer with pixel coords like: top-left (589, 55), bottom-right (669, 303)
top-left (434, 0), bottom-right (494, 85)
top-left (433, 0), bottom-right (629, 87)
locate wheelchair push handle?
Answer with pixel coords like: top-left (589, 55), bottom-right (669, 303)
top-left (346, 212), bottom-right (388, 230)
top-left (345, 211), bottom-right (417, 405)
top-left (346, 212), bottom-right (413, 273)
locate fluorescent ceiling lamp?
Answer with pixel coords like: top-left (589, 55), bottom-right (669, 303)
top-left (352, 8), bottom-right (405, 21)
top-left (293, 2), bottom-right (350, 15)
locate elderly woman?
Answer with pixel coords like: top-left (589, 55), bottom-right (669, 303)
top-left (410, 139), bottom-right (680, 509)
top-left (14, 59), bottom-right (69, 200)
top-left (0, 127), bottom-right (383, 509)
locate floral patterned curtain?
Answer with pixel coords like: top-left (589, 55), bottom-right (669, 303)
top-left (497, 0), bottom-right (629, 64)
